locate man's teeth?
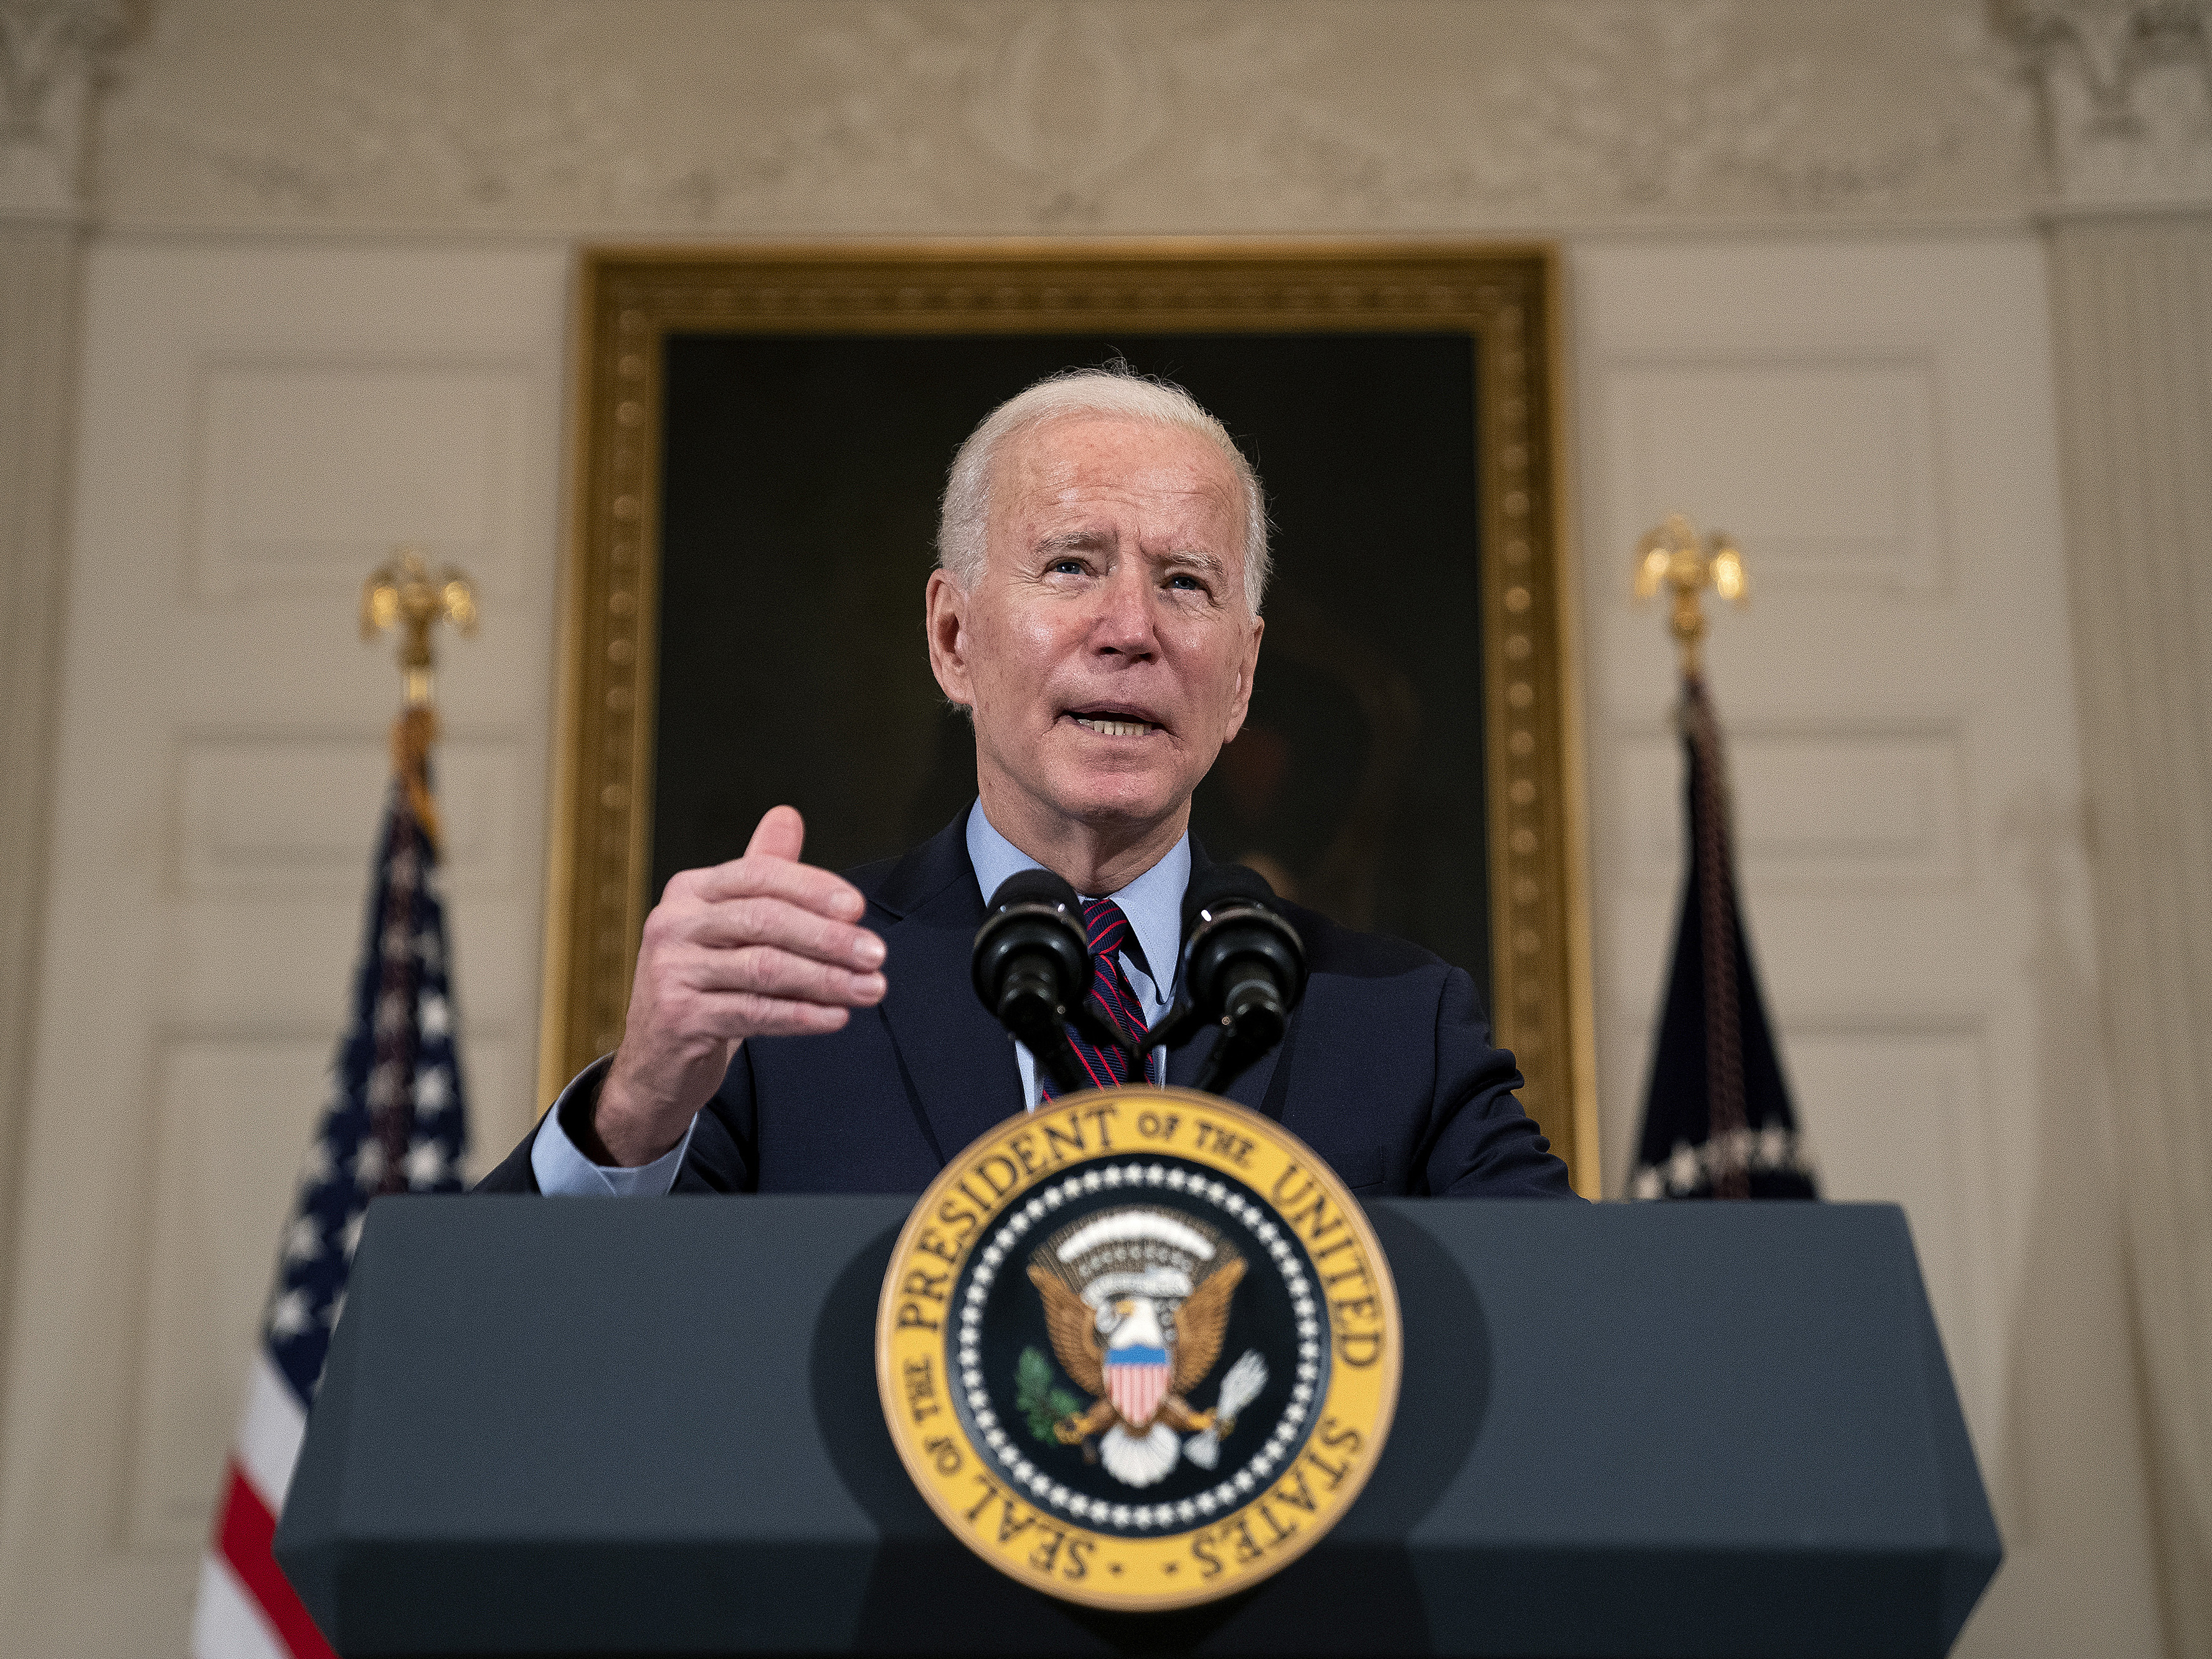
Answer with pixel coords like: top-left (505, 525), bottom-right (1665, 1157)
top-left (1074, 716), bottom-right (1154, 737)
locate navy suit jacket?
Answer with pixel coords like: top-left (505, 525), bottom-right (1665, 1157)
top-left (479, 813), bottom-right (1577, 1199)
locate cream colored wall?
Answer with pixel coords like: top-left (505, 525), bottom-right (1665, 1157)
top-left (0, 239), bottom-right (567, 1648)
top-left (1574, 233), bottom-right (2163, 1654)
top-left (0, 2), bottom-right (2204, 1655)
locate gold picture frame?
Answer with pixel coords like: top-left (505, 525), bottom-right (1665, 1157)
top-left (537, 241), bottom-right (1599, 1196)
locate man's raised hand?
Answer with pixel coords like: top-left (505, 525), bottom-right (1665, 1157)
top-left (590, 805), bottom-right (886, 1166)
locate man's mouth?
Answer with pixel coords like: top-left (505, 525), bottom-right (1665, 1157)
top-left (1067, 709), bottom-right (1161, 739)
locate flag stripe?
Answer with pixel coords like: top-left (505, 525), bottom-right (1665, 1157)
top-left (192, 1556), bottom-right (289, 1659)
top-left (196, 754), bottom-right (471, 1655)
top-left (1109, 1361), bottom-right (1170, 1426)
top-left (234, 1352), bottom-right (308, 1517)
top-left (214, 1463), bottom-right (338, 1659)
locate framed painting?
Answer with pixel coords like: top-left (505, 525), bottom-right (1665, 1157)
top-left (539, 243), bottom-right (1597, 1193)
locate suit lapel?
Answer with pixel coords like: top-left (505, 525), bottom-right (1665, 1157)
top-left (1163, 1018), bottom-right (1287, 1115)
top-left (871, 816), bottom-right (1025, 1166)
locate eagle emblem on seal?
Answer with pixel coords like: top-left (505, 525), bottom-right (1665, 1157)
top-left (1025, 1206), bottom-right (1270, 1489)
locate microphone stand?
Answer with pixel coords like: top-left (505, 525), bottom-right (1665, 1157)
top-left (986, 953), bottom-right (1143, 1095)
top-left (1141, 993), bottom-right (1285, 1098)
top-left (971, 876), bottom-right (1149, 1095)
top-left (1138, 893), bottom-right (1307, 1097)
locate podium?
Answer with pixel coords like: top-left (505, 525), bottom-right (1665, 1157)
top-left (276, 1196), bottom-right (1999, 1657)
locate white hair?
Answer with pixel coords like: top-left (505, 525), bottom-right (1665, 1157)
top-left (935, 364), bottom-right (1271, 613)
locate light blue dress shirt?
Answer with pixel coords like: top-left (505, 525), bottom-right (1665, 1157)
top-left (964, 801), bottom-right (1186, 1108)
top-left (532, 800), bottom-right (1188, 1196)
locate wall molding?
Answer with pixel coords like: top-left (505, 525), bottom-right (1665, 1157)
top-left (85, 1), bottom-right (2212, 239)
top-left (0, 0), bottom-right (132, 225)
top-left (1993, 0), bottom-right (2212, 206)
top-left (0, 0), bottom-right (135, 1493)
top-left (2047, 207), bottom-right (2212, 1655)
top-left (1614, 721), bottom-right (1972, 892)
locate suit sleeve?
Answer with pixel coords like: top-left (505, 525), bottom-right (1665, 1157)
top-left (669, 1044), bottom-right (760, 1193)
top-left (470, 1048), bottom-right (760, 1194)
top-left (472, 1090), bottom-right (560, 1193)
top-left (1419, 966), bottom-right (1582, 1199)
top-left (473, 1122), bottom-right (544, 1192)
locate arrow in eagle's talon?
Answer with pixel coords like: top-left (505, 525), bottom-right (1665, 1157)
top-left (1183, 1349), bottom-right (1269, 1468)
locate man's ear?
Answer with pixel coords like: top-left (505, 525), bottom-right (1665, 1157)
top-left (1221, 613), bottom-right (1265, 744)
top-left (924, 569), bottom-right (975, 707)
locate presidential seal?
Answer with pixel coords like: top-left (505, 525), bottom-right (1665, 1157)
top-left (876, 1087), bottom-right (1399, 1610)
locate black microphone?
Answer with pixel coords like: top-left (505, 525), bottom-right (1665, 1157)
top-left (1142, 864), bottom-right (1308, 1096)
top-left (971, 871), bottom-right (1145, 1096)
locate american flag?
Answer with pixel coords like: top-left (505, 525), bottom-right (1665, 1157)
top-left (192, 714), bottom-right (469, 1658)
top-left (1630, 674), bottom-right (1815, 1201)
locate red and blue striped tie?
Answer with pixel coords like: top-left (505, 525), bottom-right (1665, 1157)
top-left (1042, 897), bottom-right (1159, 1097)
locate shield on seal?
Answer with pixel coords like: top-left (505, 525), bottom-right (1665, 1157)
top-left (1105, 1343), bottom-right (1171, 1429)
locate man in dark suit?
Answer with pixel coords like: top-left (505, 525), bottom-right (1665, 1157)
top-left (480, 366), bottom-right (1574, 1201)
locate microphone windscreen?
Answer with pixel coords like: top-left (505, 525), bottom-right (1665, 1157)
top-left (986, 867), bottom-right (1080, 915)
top-left (1181, 863), bottom-right (1279, 932)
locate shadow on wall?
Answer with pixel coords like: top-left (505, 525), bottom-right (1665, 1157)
top-left (1964, 785), bottom-right (2166, 1655)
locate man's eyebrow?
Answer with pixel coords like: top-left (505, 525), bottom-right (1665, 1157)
top-left (1155, 548), bottom-right (1226, 576)
top-left (1033, 528), bottom-right (1113, 556)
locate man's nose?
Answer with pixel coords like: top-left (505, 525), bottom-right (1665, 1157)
top-left (1090, 561), bottom-right (1158, 656)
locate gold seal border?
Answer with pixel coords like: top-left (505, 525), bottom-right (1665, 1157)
top-left (875, 1087), bottom-right (1402, 1612)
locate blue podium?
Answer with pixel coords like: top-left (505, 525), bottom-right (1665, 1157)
top-left (275, 1196), bottom-right (1998, 1657)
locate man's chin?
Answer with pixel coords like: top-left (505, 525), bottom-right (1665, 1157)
top-left (1033, 767), bottom-right (1190, 834)
top-left (1059, 787), bottom-right (1184, 830)
top-left (978, 727), bottom-right (1211, 839)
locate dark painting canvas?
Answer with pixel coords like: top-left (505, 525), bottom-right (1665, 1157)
top-left (651, 332), bottom-right (1491, 993)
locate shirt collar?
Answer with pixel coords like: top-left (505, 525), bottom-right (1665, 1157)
top-left (965, 799), bottom-right (1188, 983)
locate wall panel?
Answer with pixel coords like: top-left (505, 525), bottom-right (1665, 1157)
top-left (176, 731), bottom-right (524, 897)
top-left (1604, 357), bottom-right (1947, 590)
top-left (125, 1033), bottom-right (518, 1553)
top-left (0, 243), bottom-right (565, 1652)
top-left (1618, 726), bottom-right (1968, 890)
top-left (1788, 1027), bottom-right (2000, 1427)
top-left (191, 362), bottom-right (532, 600)
top-left (1574, 236), bottom-right (2162, 1655)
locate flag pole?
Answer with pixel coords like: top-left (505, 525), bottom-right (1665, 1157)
top-left (192, 549), bottom-right (480, 1659)
top-left (1636, 516), bottom-right (1752, 1198)
top-left (1627, 514), bottom-right (1813, 1204)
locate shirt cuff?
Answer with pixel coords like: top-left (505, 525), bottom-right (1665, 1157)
top-left (530, 1054), bottom-right (697, 1196)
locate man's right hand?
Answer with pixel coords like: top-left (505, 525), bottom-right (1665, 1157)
top-left (587, 805), bottom-right (887, 1166)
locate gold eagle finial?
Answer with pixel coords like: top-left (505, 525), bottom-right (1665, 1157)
top-left (361, 546), bottom-right (479, 710)
top-left (1633, 512), bottom-right (1747, 679)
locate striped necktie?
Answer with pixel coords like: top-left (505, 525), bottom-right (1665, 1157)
top-left (1042, 897), bottom-right (1159, 1096)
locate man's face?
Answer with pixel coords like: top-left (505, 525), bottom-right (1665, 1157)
top-left (927, 415), bottom-right (1263, 844)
